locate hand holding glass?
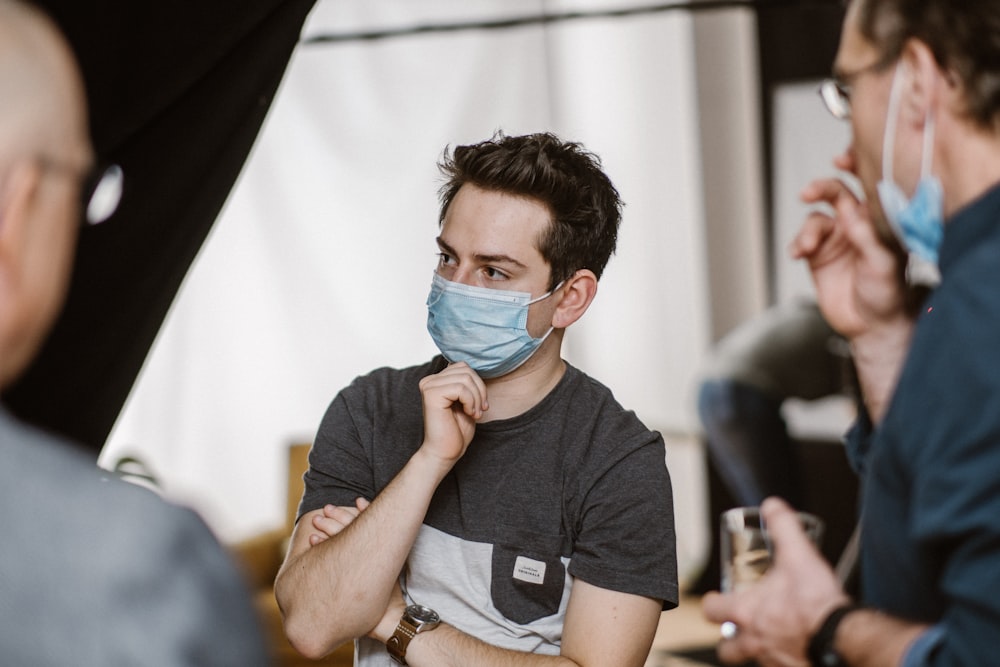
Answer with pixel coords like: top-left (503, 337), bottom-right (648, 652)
top-left (719, 506), bottom-right (824, 638)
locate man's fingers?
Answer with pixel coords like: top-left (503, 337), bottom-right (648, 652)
top-left (431, 379), bottom-right (484, 419)
top-left (307, 499), bottom-right (372, 546)
top-left (716, 636), bottom-right (755, 666)
top-left (761, 495), bottom-right (792, 516)
top-left (443, 362), bottom-right (488, 409)
top-left (761, 497), bottom-right (820, 565)
top-left (788, 211), bottom-right (834, 260)
top-left (799, 177), bottom-right (856, 206)
top-left (311, 503), bottom-right (368, 538)
top-left (836, 192), bottom-right (875, 243)
top-left (705, 593), bottom-right (756, 666)
top-left (456, 382), bottom-right (486, 418)
top-left (312, 515), bottom-right (348, 535)
top-left (701, 591), bottom-right (726, 623)
top-left (323, 504), bottom-right (361, 522)
top-left (420, 362), bottom-right (490, 418)
top-left (793, 177), bottom-right (864, 262)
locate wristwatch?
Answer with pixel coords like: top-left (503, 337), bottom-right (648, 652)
top-left (808, 603), bottom-right (861, 667)
top-left (386, 604), bottom-right (441, 665)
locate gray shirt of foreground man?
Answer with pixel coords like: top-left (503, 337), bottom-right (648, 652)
top-left (276, 131), bottom-right (678, 667)
top-left (0, 2), bottom-right (268, 664)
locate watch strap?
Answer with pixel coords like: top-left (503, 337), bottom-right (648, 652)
top-left (387, 605), bottom-right (440, 665)
top-left (386, 617), bottom-right (418, 665)
top-left (808, 603), bottom-right (862, 667)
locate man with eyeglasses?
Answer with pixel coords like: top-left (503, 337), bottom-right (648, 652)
top-left (0, 2), bottom-right (268, 664)
top-left (704, 0), bottom-right (1000, 665)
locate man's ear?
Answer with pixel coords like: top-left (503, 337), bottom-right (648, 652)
top-left (899, 38), bottom-right (943, 127)
top-left (552, 269), bottom-right (598, 329)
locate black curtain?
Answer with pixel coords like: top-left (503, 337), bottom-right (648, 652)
top-left (4, 1), bottom-right (317, 453)
top-left (755, 0), bottom-right (846, 299)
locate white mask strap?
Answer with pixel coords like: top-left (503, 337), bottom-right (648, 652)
top-left (882, 63), bottom-right (936, 184)
top-left (882, 64), bottom-right (904, 184)
top-left (527, 280), bottom-right (565, 305)
top-left (921, 111), bottom-right (935, 178)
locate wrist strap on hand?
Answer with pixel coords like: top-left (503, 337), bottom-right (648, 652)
top-left (808, 603), bottom-right (862, 667)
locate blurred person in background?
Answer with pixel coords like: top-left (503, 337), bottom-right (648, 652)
top-left (697, 300), bottom-right (854, 508)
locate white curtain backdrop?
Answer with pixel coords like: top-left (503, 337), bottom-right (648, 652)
top-left (100, 0), bottom-right (758, 580)
top-left (771, 81), bottom-right (856, 440)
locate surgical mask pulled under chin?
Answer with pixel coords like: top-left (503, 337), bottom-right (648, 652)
top-left (876, 64), bottom-right (943, 284)
top-left (426, 273), bottom-right (557, 379)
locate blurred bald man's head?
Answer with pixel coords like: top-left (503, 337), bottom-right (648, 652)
top-left (0, 0), bottom-right (94, 387)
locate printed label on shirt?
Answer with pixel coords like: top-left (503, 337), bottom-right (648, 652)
top-left (512, 555), bottom-right (546, 585)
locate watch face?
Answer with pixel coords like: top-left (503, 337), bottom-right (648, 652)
top-left (406, 604), bottom-right (440, 625)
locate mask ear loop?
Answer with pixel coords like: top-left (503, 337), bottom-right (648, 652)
top-left (525, 280), bottom-right (566, 345)
top-left (920, 110), bottom-right (936, 179)
top-left (527, 280), bottom-right (565, 306)
top-left (882, 63), bottom-right (904, 185)
top-left (882, 63), bottom-right (937, 186)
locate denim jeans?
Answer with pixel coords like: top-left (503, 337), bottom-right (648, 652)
top-left (698, 378), bottom-right (803, 507)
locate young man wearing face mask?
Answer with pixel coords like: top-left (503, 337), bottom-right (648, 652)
top-left (275, 132), bottom-right (678, 667)
top-left (703, 0), bottom-right (1000, 665)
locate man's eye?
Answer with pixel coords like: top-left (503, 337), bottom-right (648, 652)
top-left (437, 252), bottom-right (456, 266)
top-left (484, 267), bottom-right (508, 280)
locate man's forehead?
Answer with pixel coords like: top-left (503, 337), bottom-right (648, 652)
top-left (437, 226), bottom-right (535, 262)
top-left (834, 1), bottom-right (876, 75)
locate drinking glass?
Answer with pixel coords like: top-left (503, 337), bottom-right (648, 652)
top-left (720, 506), bottom-right (824, 593)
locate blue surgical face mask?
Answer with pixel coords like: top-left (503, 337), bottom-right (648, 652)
top-left (876, 64), bottom-right (944, 282)
top-left (426, 273), bottom-right (559, 379)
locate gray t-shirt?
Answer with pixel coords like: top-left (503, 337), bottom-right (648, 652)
top-left (301, 357), bottom-right (678, 665)
top-left (0, 406), bottom-right (269, 667)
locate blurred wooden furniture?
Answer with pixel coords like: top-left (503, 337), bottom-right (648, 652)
top-left (231, 443), bottom-right (354, 667)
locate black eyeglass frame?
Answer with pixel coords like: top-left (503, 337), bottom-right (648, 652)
top-left (80, 163), bottom-right (124, 226)
top-left (817, 55), bottom-right (897, 120)
top-left (36, 157), bottom-right (124, 226)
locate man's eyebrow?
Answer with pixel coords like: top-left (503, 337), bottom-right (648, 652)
top-left (476, 252), bottom-right (527, 268)
top-left (435, 237), bottom-right (528, 269)
top-left (435, 237), bottom-right (456, 255)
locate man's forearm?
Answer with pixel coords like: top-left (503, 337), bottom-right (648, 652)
top-left (372, 588), bottom-right (660, 667)
top-left (275, 448), bottom-right (452, 658)
top-left (395, 623), bottom-right (580, 667)
top-left (835, 608), bottom-right (929, 667)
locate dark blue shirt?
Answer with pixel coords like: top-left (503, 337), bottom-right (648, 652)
top-left (846, 183), bottom-right (1000, 665)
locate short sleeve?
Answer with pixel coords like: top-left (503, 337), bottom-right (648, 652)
top-left (567, 434), bottom-right (678, 608)
top-left (298, 390), bottom-right (377, 520)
